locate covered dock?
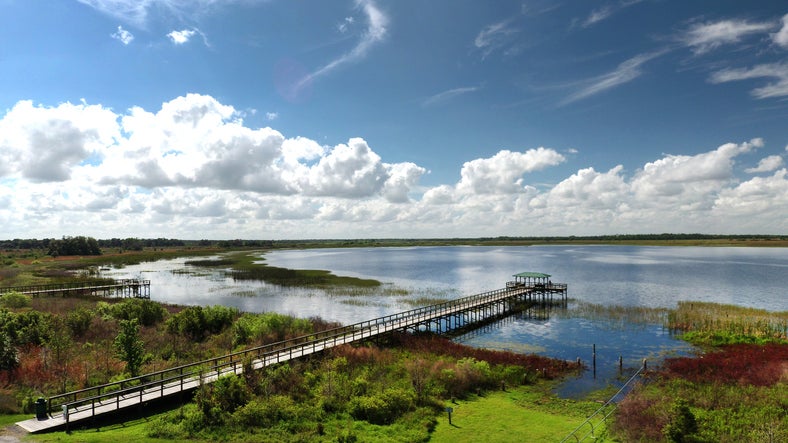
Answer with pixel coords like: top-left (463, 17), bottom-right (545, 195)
top-left (507, 271), bottom-right (567, 304)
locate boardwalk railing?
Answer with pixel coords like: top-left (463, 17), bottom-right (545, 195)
top-left (559, 363), bottom-right (647, 442)
top-left (0, 279), bottom-right (150, 298)
top-left (44, 284), bottom-right (550, 425)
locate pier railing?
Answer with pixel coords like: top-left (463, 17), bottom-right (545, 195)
top-left (46, 284), bottom-right (547, 422)
top-left (559, 363), bottom-right (647, 442)
top-left (0, 279), bottom-right (150, 298)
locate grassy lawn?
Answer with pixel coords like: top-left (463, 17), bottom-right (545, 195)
top-left (430, 387), bottom-right (613, 443)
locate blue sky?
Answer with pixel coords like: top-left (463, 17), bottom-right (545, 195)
top-left (1, 0), bottom-right (787, 239)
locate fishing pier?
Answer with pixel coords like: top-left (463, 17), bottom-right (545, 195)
top-left (17, 272), bottom-right (565, 433)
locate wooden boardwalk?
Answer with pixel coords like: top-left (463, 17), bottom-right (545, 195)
top-left (17, 279), bottom-right (566, 433)
top-left (0, 279), bottom-right (150, 299)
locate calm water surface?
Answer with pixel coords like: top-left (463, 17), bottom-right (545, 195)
top-left (103, 246), bottom-right (787, 397)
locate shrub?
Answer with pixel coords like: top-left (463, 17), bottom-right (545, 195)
top-left (109, 298), bottom-right (166, 326)
top-left (0, 331), bottom-right (19, 371)
top-left (195, 374), bottom-right (251, 426)
top-left (0, 292), bottom-right (31, 309)
top-left (232, 312), bottom-right (312, 346)
top-left (167, 305), bottom-right (237, 341)
top-left (232, 395), bottom-right (299, 428)
top-left (0, 310), bottom-right (52, 347)
top-left (347, 387), bottom-right (415, 425)
top-left (65, 307), bottom-right (93, 337)
top-left (663, 398), bottom-right (699, 443)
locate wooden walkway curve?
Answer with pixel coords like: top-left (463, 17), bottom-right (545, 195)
top-left (17, 281), bottom-right (566, 433)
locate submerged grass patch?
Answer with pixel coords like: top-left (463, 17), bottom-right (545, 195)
top-left (559, 300), bottom-right (669, 325)
top-left (226, 252), bottom-right (382, 289)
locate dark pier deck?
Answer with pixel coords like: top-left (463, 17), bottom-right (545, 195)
top-left (17, 272), bottom-right (565, 434)
top-left (0, 279), bottom-right (151, 299)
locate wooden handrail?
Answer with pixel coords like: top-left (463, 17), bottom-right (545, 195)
top-left (48, 283), bottom-right (566, 419)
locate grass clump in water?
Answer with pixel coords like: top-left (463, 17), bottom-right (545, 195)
top-left (668, 301), bottom-right (788, 345)
top-left (197, 252), bottom-right (383, 289)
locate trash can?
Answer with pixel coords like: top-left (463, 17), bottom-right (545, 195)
top-left (34, 398), bottom-right (47, 420)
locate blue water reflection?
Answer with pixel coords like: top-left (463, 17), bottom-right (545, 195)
top-left (104, 246), bottom-right (786, 398)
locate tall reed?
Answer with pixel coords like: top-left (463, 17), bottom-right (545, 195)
top-left (668, 301), bottom-right (788, 344)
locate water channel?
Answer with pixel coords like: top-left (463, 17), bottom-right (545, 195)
top-left (101, 245), bottom-right (787, 397)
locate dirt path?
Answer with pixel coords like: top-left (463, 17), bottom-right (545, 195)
top-left (0, 425), bottom-right (25, 442)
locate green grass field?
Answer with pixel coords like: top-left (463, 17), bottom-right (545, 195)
top-left (430, 387), bottom-right (612, 443)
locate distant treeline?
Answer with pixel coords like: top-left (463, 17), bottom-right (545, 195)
top-left (1, 234), bottom-right (785, 256)
top-left (1, 236), bottom-right (187, 256)
top-left (481, 233), bottom-right (788, 242)
top-left (0, 237), bottom-right (273, 255)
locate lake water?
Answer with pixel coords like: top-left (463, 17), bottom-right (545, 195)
top-left (102, 245), bottom-right (787, 397)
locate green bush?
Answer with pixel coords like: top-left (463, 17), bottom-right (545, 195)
top-left (109, 298), bottom-right (166, 326)
top-left (0, 292), bottom-right (31, 309)
top-left (66, 307), bottom-right (93, 337)
top-left (232, 312), bottom-right (313, 346)
top-left (194, 374), bottom-right (251, 427)
top-left (663, 398), bottom-right (700, 443)
top-left (167, 305), bottom-right (237, 340)
top-left (0, 330), bottom-right (19, 371)
top-left (232, 395), bottom-right (299, 428)
top-left (347, 387), bottom-right (416, 425)
top-left (0, 310), bottom-right (52, 347)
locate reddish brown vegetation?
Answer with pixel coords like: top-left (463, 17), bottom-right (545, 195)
top-left (388, 333), bottom-right (578, 378)
top-left (663, 344), bottom-right (788, 386)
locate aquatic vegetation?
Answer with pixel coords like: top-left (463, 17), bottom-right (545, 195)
top-left (663, 343), bottom-right (788, 386)
top-left (668, 301), bottom-right (788, 345)
top-left (612, 303), bottom-right (787, 442)
top-left (613, 344), bottom-right (788, 442)
top-left (557, 300), bottom-right (669, 325)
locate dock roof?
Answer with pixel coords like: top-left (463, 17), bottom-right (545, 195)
top-left (513, 272), bottom-right (551, 278)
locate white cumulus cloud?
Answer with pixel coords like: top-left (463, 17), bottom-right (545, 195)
top-left (2, 94), bottom-right (787, 238)
top-left (746, 155), bottom-right (784, 173)
top-left (457, 148), bottom-right (566, 194)
top-left (167, 29), bottom-right (196, 44)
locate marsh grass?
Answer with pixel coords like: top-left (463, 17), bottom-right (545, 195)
top-left (226, 252), bottom-right (382, 289)
top-left (668, 301), bottom-right (788, 345)
top-left (558, 300), bottom-right (669, 326)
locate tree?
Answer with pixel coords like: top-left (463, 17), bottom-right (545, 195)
top-left (45, 318), bottom-right (74, 393)
top-left (113, 318), bottom-right (147, 377)
top-left (0, 330), bottom-right (18, 371)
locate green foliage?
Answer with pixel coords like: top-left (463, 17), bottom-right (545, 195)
top-left (347, 388), bottom-right (416, 425)
top-left (232, 395), bottom-right (302, 428)
top-left (107, 298), bottom-right (166, 326)
top-left (194, 374), bottom-right (251, 426)
top-left (0, 309), bottom-right (52, 347)
top-left (232, 312), bottom-right (313, 346)
top-left (669, 301), bottom-right (788, 345)
top-left (0, 291), bottom-right (31, 309)
top-left (65, 307), bottom-right (93, 337)
top-left (167, 305), bottom-right (238, 341)
top-left (614, 374), bottom-right (788, 442)
top-left (663, 398), bottom-right (699, 443)
top-left (113, 318), bottom-right (147, 377)
top-left (46, 235), bottom-right (101, 257)
top-left (0, 330), bottom-right (19, 371)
